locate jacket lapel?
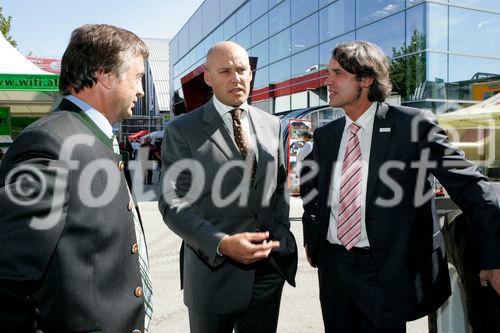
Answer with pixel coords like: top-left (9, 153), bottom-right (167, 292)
top-left (247, 106), bottom-right (270, 185)
top-left (202, 100), bottom-right (240, 161)
top-left (54, 97), bottom-right (113, 150)
top-left (320, 118), bottom-right (345, 206)
top-left (366, 103), bottom-right (394, 206)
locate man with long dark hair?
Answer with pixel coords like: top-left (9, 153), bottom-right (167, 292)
top-left (302, 40), bottom-right (500, 333)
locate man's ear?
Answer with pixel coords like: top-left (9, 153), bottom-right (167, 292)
top-left (97, 68), bottom-right (113, 89)
top-left (204, 69), bottom-right (213, 87)
top-left (360, 76), bottom-right (374, 89)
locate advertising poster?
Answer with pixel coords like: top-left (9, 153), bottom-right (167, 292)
top-left (287, 118), bottom-right (312, 195)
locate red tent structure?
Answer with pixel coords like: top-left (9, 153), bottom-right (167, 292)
top-left (128, 129), bottom-right (149, 140)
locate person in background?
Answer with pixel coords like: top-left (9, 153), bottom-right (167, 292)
top-left (139, 136), bottom-right (154, 185)
top-left (295, 130), bottom-right (313, 175)
top-left (0, 24), bottom-right (153, 332)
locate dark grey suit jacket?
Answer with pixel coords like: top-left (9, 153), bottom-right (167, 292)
top-left (158, 99), bottom-right (297, 314)
top-left (302, 103), bottom-right (500, 321)
top-left (0, 99), bottom-right (147, 332)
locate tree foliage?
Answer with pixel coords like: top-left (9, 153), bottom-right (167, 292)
top-left (0, 6), bottom-right (17, 48)
top-left (390, 30), bottom-right (426, 100)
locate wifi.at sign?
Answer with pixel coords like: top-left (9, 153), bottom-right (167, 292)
top-left (0, 107), bottom-right (11, 135)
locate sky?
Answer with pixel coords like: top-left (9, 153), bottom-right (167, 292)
top-left (1, 0), bottom-right (204, 58)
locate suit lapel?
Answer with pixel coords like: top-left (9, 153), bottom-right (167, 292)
top-left (202, 100), bottom-right (240, 161)
top-left (320, 118), bottom-right (345, 208)
top-left (247, 106), bottom-right (269, 184)
top-left (366, 103), bottom-right (394, 205)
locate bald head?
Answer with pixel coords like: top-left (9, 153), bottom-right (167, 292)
top-left (205, 41), bottom-right (250, 70)
top-left (203, 41), bottom-right (252, 107)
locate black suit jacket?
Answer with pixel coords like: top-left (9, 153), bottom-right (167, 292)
top-left (0, 99), bottom-right (147, 332)
top-left (302, 103), bottom-right (500, 321)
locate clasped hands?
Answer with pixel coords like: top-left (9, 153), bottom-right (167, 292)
top-left (218, 231), bottom-right (279, 264)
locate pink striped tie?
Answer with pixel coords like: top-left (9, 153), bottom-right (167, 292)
top-left (337, 123), bottom-right (362, 250)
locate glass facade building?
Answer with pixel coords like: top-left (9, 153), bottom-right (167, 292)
top-left (169, 0), bottom-right (500, 114)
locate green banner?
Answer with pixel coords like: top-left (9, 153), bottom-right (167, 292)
top-left (0, 107), bottom-right (11, 135)
top-left (0, 73), bottom-right (59, 92)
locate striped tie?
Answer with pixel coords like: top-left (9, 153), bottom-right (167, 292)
top-left (114, 136), bottom-right (153, 329)
top-left (337, 123), bottom-right (362, 250)
top-left (230, 109), bottom-right (257, 184)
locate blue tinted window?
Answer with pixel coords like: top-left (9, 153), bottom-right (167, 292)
top-left (291, 46), bottom-right (319, 78)
top-left (269, 0), bottom-right (290, 36)
top-left (449, 55), bottom-right (500, 82)
top-left (251, 13), bottom-right (268, 46)
top-left (204, 33), bottom-right (214, 55)
top-left (357, 12), bottom-right (405, 57)
top-left (291, 0), bottom-right (318, 24)
top-left (170, 37), bottom-right (179, 64)
top-left (448, 55), bottom-right (500, 101)
top-left (406, 0), bottom-right (424, 6)
top-left (251, 0), bottom-right (269, 20)
top-left (213, 25), bottom-right (224, 44)
top-left (269, 0), bottom-right (285, 9)
top-left (189, 9), bottom-right (203, 49)
top-left (224, 15), bottom-right (236, 39)
top-left (236, 26), bottom-right (251, 49)
top-left (319, 0), bottom-right (335, 8)
top-left (450, 7), bottom-right (500, 58)
top-left (250, 40), bottom-right (269, 68)
top-left (270, 57), bottom-right (291, 84)
top-left (406, 4), bottom-right (425, 51)
top-left (319, 32), bottom-right (355, 68)
top-left (427, 3), bottom-right (448, 51)
top-left (319, 0), bottom-right (355, 42)
top-left (253, 66), bottom-right (269, 89)
top-left (426, 52), bottom-right (448, 99)
top-left (291, 13), bottom-right (319, 54)
top-left (220, 0), bottom-right (246, 22)
top-left (236, 2), bottom-right (251, 31)
top-left (178, 27), bottom-right (190, 59)
top-left (269, 28), bottom-right (291, 63)
top-left (449, 0), bottom-right (500, 12)
top-left (356, 0), bottom-right (405, 27)
top-left (195, 43), bottom-right (205, 63)
top-left (202, 0), bottom-right (220, 36)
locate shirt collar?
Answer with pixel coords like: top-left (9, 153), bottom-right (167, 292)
top-left (344, 102), bottom-right (378, 132)
top-left (65, 95), bottom-right (114, 139)
top-left (212, 95), bottom-right (250, 118)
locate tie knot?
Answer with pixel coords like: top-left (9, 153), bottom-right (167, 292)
top-left (350, 122), bottom-right (361, 135)
top-left (231, 108), bottom-right (242, 120)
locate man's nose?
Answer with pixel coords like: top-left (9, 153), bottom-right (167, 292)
top-left (230, 71), bottom-right (240, 82)
top-left (324, 76), bottom-right (332, 87)
top-left (138, 83), bottom-right (145, 97)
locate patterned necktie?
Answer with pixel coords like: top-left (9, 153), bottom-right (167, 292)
top-left (337, 123), bottom-right (362, 250)
top-left (114, 136), bottom-right (153, 329)
top-left (230, 108), bottom-right (257, 183)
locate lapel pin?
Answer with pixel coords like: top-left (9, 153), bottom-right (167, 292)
top-left (379, 127), bottom-right (391, 133)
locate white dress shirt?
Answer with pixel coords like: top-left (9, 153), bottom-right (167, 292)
top-left (327, 102), bottom-right (378, 248)
top-left (65, 95), bottom-right (114, 139)
top-left (212, 95), bottom-right (258, 160)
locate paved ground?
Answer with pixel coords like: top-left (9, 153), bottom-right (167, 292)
top-left (139, 182), bottom-right (428, 332)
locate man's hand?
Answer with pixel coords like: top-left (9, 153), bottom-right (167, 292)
top-left (479, 269), bottom-right (500, 296)
top-left (218, 231), bottom-right (279, 264)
